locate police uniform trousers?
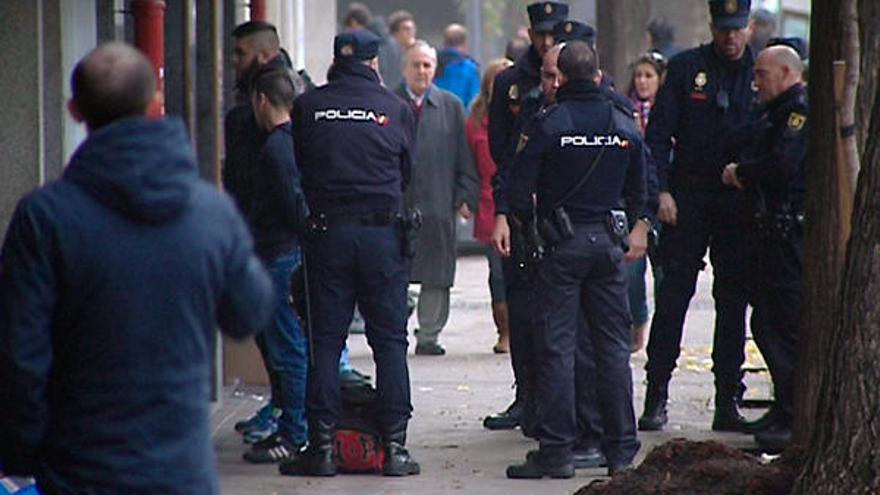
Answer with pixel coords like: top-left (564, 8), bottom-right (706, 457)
top-left (503, 252), bottom-right (604, 445)
top-left (745, 222), bottom-right (802, 426)
top-left (304, 222), bottom-right (412, 429)
top-left (533, 223), bottom-right (639, 467)
top-left (646, 187), bottom-right (750, 403)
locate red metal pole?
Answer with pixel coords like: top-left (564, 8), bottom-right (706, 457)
top-left (132, 0), bottom-right (166, 116)
top-left (250, 0), bottom-right (267, 21)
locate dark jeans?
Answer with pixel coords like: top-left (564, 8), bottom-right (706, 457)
top-left (502, 256), bottom-right (535, 409)
top-left (533, 224), bottom-right (639, 467)
top-left (746, 229), bottom-right (803, 425)
top-left (646, 188), bottom-right (749, 401)
top-left (304, 224), bottom-right (411, 430)
top-left (254, 250), bottom-right (308, 444)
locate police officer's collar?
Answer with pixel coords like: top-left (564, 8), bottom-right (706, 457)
top-left (515, 45), bottom-right (543, 78)
top-left (761, 82), bottom-right (806, 115)
top-left (555, 79), bottom-right (601, 102)
top-left (327, 60), bottom-right (381, 84)
top-left (705, 41), bottom-right (753, 70)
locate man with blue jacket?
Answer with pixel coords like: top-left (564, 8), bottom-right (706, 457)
top-left (434, 24), bottom-right (480, 108)
top-left (0, 42), bottom-right (274, 494)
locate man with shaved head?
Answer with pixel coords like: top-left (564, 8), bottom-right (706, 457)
top-left (721, 42), bottom-right (808, 453)
top-left (0, 42), bottom-right (273, 494)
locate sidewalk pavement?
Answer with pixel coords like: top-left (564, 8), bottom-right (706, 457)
top-left (212, 255), bottom-right (770, 495)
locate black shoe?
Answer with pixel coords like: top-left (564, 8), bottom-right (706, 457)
top-left (608, 463), bottom-right (632, 476)
top-left (754, 423), bottom-right (792, 454)
top-left (483, 400), bottom-right (522, 430)
top-left (507, 455), bottom-right (574, 479)
top-left (638, 398), bottom-right (668, 431)
top-left (382, 420), bottom-right (420, 476)
top-left (242, 433), bottom-right (304, 464)
top-left (415, 342), bottom-right (446, 356)
top-left (526, 447), bottom-right (606, 470)
top-left (278, 421), bottom-right (336, 476)
top-left (712, 405), bottom-right (748, 432)
top-left (573, 447), bottom-right (607, 469)
top-left (339, 367), bottom-right (371, 385)
top-left (743, 408), bottom-right (780, 434)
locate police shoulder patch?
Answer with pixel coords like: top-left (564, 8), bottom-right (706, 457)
top-left (787, 112), bottom-right (806, 131)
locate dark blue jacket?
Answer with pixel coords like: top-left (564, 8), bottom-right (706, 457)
top-left (292, 62), bottom-right (416, 215)
top-left (434, 48), bottom-right (481, 109)
top-left (646, 43), bottom-right (756, 192)
top-left (488, 46), bottom-right (542, 166)
top-left (251, 121), bottom-right (307, 260)
top-left (508, 80), bottom-right (646, 225)
top-left (734, 83), bottom-right (808, 213)
top-left (0, 118), bottom-right (273, 495)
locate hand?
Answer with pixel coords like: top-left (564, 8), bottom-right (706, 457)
top-left (492, 215), bottom-right (511, 258)
top-left (657, 192), bottom-right (678, 226)
top-left (625, 220), bottom-right (650, 261)
top-left (459, 203), bottom-right (473, 220)
top-left (721, 163), bottom-right (744, 190)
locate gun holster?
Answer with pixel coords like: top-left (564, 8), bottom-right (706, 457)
top-left (537, 207), bottom-right (575, 250)
top-left (606, 210), bottom-right (630, 253)
top-left (397, 208), bottom-right (422, 258)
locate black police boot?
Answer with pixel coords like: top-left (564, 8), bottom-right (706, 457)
top-left (572, 446), bottom-right (607, 469)
top-left (637, 384), bottom-right (668, 431)
top-left (483, 399), bottom-right (523, 430)
top-left (507, 451), bottom-right (575, 479)
top-left (712, 394), bottom-right (748, 433)
top-left (278, 420), bottom-right (336, 477)
top-left (382, 420), bottom-right (420, 476)
top-left (754, 422), bottom-right (792, 454)
top-left (743, 407), bottom-right (780, 434)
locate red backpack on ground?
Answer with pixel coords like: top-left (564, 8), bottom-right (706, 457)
top-left (333, 380), bottom-right (385, 473)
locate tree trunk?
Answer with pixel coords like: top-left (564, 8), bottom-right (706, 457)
top-left (791, 0), bottom-right (851, 447)
top-left (596, 0), bottom-right (651, 85)
top-left (792, 1), bottom-right (880, 493)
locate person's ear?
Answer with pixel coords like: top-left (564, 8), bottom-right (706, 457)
top-left (67, 98), bottom-right (84, 123)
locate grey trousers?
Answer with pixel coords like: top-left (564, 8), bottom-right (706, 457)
top-left (416, 285), bottom-right (450, 345)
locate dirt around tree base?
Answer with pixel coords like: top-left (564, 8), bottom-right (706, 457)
top-left (576, 439), bottom-right (802, 495)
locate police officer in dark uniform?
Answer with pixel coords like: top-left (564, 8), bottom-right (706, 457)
top-left (505, 41), bottom-right (645, 479)
top-left (280, 30), bottom-right (420, 477)
top-left (484, 1), bottom-right (569, 432)
top-left (640, 0), bottom-right (757, 433)
top-left (721, 42), bottom-right (807, 452)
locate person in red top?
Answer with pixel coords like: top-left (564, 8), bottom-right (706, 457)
top-left (466, 58), bottom-right (513, 353)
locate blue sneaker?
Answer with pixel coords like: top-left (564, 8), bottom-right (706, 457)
top-left (234, 402), bottom-right (278, 434)
top-left (243, 418), bottom-right (278, 444)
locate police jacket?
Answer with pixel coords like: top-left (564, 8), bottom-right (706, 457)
top-left (0, 118), bottom-right (273, 494)
top-left (493, 85), bottom-right (544, 216)
top-left (250, 121), bottom-right (308, 260)
top-left (292, 61), bottom-right (416, 215)
top-left (646, 43), bottom-right (756, 192)
top-left (508, 80), bottom-right (646, 225)
top-left (488, 45), bottom-right (542, 166)
top-left (734, 83), bottom-right (808, 213)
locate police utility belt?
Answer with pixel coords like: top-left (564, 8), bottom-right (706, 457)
top-left (515, 103), bottom-right (629, 265)
top-left (305, 209), bottom-right (422, 258)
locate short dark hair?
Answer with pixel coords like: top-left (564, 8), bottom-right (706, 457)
top-left (344, 3), bottom-right (372, 28)
top-left (388, 10), bottom-right (414, 34)
top-left (646, 18), bottom-right (675, 46)
top-left (557, 41), bottom-right (597, 82)
top-left (505, 37), bottom-right (529, 61)
top-left (232, 20), bottom-right (277, 39)
top-left (251, 67), bottom-right (296, 111)
top-left (71, 42), bottom-right (156, 129)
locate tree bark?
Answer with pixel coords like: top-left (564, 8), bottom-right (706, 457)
top-left (792, 1), bottom-right (880, 493)
top-left (596, 0), bottom-right (651, 85)
top-left (791, 0), bottom-right (851, 448)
